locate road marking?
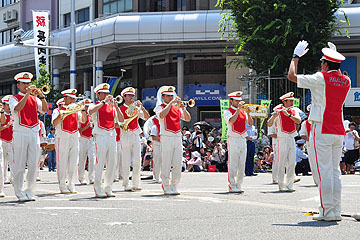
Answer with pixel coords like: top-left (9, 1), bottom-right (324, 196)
top-left (37, 207), bottom-right (128, 210)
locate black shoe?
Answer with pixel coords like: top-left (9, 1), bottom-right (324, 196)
top-left (251, 174), bottom-right (258, 176)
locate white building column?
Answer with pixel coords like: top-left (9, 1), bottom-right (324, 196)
top-left (177, 53), bottom-right (184, 99)
top-left (52, 56), bottom-right (68, 91)
top-left (53, 68), bottom-right (60, 90)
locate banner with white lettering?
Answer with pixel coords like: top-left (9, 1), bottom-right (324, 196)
top-left (345, 88), bottom-right (360, 107)
top-left (33, 11), bottom-right (49, 78)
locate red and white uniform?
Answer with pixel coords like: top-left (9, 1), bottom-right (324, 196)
top-left (273, 107), bottom-right (300, 190)
top-left (115, 126), bottom-right (122, 180)
top-left (90, 102), bottom-right (117, 195)
top-left (149, 116), bottom-right (161, 182)
top-left (297, 70), bottom-right (350, 218)
top-left (0, 112), bottom-right (13, 184)
top-left (268, 123), bottom-right (278, 183)
top-left (224, 106), bottom-right (248, 191)
top-left (155, 103), bottom-right (184, 193)
top-left (52, 107), bottom-right (82, 193)
top-left (9, 93), bottom-right (43, 199)
top-left (120, 104), bottom-right (145, 189)
top-left (78, 115), bottom-right (95, 184)
top-left (299, 119), bottom-right (319, 186)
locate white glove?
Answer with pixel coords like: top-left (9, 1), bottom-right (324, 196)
top-left (327, 42), bottom-right (336, 51)
top-left (293, 40), bottom-right (309, 57)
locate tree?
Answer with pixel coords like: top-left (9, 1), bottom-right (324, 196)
top-left (217, 0), bottom-right (349, 74)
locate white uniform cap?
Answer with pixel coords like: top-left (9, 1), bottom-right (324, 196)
top-left (56, 98), bottom-right (64, 106)
top-left (159, 86), bottom-right (176, 96)
top-left (81, 98), bottom-right (92, 106)
top-left (121, 87), bottom-right (136, 96)
top-left (14, 72), bottom-right (33, 83)
top-left (94, 83), bottom-right (110, 94)
top-left (1, 95), bottom-right (13, 103)
top-left (320, 48), bottom-right (345, 63)
top-left (280, 92), bottom-right (295, 101)
top-left (61, 89), bottom-right (77, 98)
top-left (228, 91), bottom-right (243, 100)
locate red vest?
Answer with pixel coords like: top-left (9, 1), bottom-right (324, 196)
top-left (227, 107), bottom-right (246, 135)
top-left (321, 71), bottom-right (350, 135)
top-left (160, 104), bottom-right (181, 133)
top-left (97, 103), bottom-right (115, 131)
top-left (13, 94), bottom-right (39, 129)
top-left (39, 121), bottom-right (43, 137)
top-left (279, 108), bottom-right (296, 134)
top-left (0, 114), bottom-right (13, 142)
top-left (152, 117), bottom-right (160, 137)
top-left (59, 106), bottom-right (78, 134)
top-left (305, 120), bottom-right (311, 137)
top-left (116, 126), bottom-right (121, 142)
top-left (120, 104), bottom-right (139, 131)
top-left (80, 115), bottom-right (92, 138)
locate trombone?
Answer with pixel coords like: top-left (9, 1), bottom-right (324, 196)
top-left (177, 99), bottom-right (195, 108)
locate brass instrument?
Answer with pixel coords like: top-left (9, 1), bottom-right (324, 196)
top-left (242, 104), bottom-right (269, 119)
top-left (29, 85), bottom-right (51, 95)
top-left (60, 102), bottom-right (85, 120)
top-left (177, 99), bottom-right (195, 108)
top-left (121, 102), bottom-right (140, 131)
top-left (115, 95), bottom-right (123, 104)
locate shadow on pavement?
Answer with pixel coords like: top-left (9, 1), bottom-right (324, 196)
top-left (273, 221), bottom-right (338, 227)
top-left (213, 192), bottom-right (244, 195)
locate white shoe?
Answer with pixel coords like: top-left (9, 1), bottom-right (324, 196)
top-left (131, 186), bottom-right (142, 191)
top-left (4, 179), bottom-right (10, 184)
top-left (286, 187), bottom-right (295, 192)
top-left (279, 187), bottom-right (288, 192)
top-left (89, 179), bottom-right (94, 184)
top-left (164, 190), bottom-right (175, 195)
top-left (334, 215), bottom-right (342, 221)
top-left (312, 214), bottom-right (337, 221)
top-left (229, 188), bottom-right (244, 193)
top-left (25, 193), bottom-right (36, 201)
top-left (124, 185), bottom-right (133, 192)
top-left (113, 178), bottom-right (119, 182)
top-left (105, 189), bottom-right (115, 197)
top-left (0, 192), bottom-right (5, 197)
top-left (95, 192), bottom-right (107, 198)
top-left (79, 180), bottom-right (87, 185)
top-left (60, 188), bottom-right (71, 194)
top-left (36, 177), bottom-right (41, 182)
top-left (17, 195), bottom-right (28, 202)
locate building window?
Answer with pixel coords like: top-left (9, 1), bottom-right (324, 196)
top-left (103, 0), bottom-right (132, 16)
top-left (0, 82), bottom-right (12, 95)
top-left (150, 0), bottom-right (166, 11)
top-left (0, 27), bottom-right (18, 45)
top-left (64, 8), bottom-right (90, 27)
top-left (26, 21), bottom-right (33, 31)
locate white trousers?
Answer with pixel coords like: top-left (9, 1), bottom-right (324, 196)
top-left (94, 134), bottom-right (116, 193)
top-left (277, 136), bottom-right (296, 189)
top-left (12, 131), bottom-right (40, 198)
top-left (272, 141), bottom-right (279, 182)
top-left (227, 136), bottom-right (247, 190)
top-left (55, 137), bottom-right (79, 191)
top-left (78, 137), bottom-right (95, 182)
top-left (2, 141), bottom-right (13, 182)
top-left (306, 140), bottom-right (320, 186)
top-left (152, 142), bottom-right (161, 182)
top-left (0, 142), bottom-right (3, 193)
top-left (160, 135), bottom-right (182, 192)
top-left (309, 122), bottom-right (343, 217)
top-left (121, 133), bottom-right (141, 188)
top-left (115, 142), bottom-right (122, 178)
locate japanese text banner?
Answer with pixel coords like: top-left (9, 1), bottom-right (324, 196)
top-left (33, 11), bottom-right (49, 78)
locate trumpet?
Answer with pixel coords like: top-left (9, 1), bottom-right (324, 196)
top-left (28, 85), bottom-right (51, 95)
top-left (177, 99), bottom-right (195, 108)
top-left (115, 95), bottom-right (123, 104)
top-left (242, 104), bottom-right (269, 119)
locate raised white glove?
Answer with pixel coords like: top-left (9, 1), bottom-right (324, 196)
top-left (327, 42), bottom-right (336, 51)
top-left (293, 40), bottom-right (309, 57)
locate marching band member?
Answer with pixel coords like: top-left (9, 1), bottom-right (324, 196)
top-left (120, 87), bottom-right (150, 191)
top-left (268, 92), bottom-right (301, 192)
top-left (88, 83), bottom-right (124, 198)
top-left (36, 120), bottom-right (46, 181)
top-left (150, 116), bottom-right (161, 183)
top-left (114, 122), bottom-right (122, 182)
top-left (52, 89), bottom-right (86, 194)
top-left (0, 102), bottom-right (6, 197)
top-left (0, 95), bottom-right (13, 185)
top-left (299, 105), bottom-right (319, 186)
top-left (9, 72), bottom-right (49, 201)
top-left (154, 86), bottom-right (191, 195)
top-left (288, 41), bottom-right (350, 221)
top-left (223, 91), bottom-right (253, 193)
top-left (267, 105), bottom-right (280, 184)
top-left (78, 99), bottom-right (96, 185)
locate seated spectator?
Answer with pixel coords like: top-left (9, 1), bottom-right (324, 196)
top-left (185, 151), bottom-right (203, 172)
top-left (212, 143), bottom-right (227, 172)
top-left (254, 152), bottom-right (265, 173)
top-left (295, 139), bottom-right (311, 176)
top-left (142, 140), bottom-right (153, 171)
top-left (192, 131), bottom-right (204, 152)
top-left (263, 145), bottom-right (273, 170)
top-left (204, 148), bottom-right (215, 170)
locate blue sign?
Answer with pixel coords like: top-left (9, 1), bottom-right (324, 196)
top-left (142, 84), bottom-right (226, 109)
top-left (341, 57), bottom-right (357, 88)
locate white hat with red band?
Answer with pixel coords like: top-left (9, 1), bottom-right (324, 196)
top-left (228, 91), bottom-right (243, 101)
top-left (280, 92), bottom-right (295, 101)
top-left (81, 98), bottom-right (92, 106)
top-left (121, 87), bottom-right (135, 96)
top-left (159, 86), bottom-right (176, 96)
top-left (94, 83), bottom-right (110, 94)
top-left (320, 48), bottom-right (345, 63)
top-left (56, 98), bottom-right (64, 106)
top-left (61, 89), bottom-right (77, 98)
top-left (1, 95), bottom-right (12, 103)
top-left (14, 72), bottom-right (33, 83)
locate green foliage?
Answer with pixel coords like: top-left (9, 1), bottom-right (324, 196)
top-left (217, 0), bottom-right (349, 74)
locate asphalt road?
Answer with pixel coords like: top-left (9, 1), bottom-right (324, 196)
top-left (1, 170), bottom-right (360, 240)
